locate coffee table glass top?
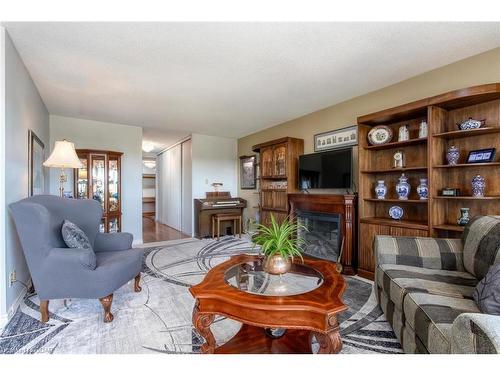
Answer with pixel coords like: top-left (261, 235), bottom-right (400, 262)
top-left (224, 258), bottom-right (324, 297)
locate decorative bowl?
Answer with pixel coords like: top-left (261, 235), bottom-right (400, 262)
top-left (389, 206), bottom-right (404, 220)
top-left (457, 118), bottom-right (485, 131)
top-left (368, 126), bottom-right (393, 145)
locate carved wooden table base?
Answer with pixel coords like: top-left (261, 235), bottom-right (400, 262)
top-left (189, 255), bottom-right (347, 354)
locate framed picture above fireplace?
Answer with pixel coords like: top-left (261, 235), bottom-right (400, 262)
top-left (314, 125), bottom-right (358, 152)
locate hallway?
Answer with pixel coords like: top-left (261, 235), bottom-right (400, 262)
top-left (142, 217), bottom-right (190, 243)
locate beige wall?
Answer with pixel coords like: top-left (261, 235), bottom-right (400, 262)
top-left (237, 47), bottom-right (500, 220)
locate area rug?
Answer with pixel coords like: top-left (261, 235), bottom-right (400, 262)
top-left (0, 236), bottom-right (402, 354)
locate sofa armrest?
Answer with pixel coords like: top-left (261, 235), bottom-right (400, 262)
top-left (452, 313), bottom-right (500, 354)
top-left (94, 232), bottom-right (133, 252)
top-left (374, 235), bottom-right (464, 271)
top-left (45, 247), bottom-right (97, 270)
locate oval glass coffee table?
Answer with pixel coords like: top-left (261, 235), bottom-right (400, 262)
top-left (189, 254), bottom-right (347, 354)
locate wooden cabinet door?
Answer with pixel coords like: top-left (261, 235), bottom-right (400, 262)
top-left (261, 146), bottom-right (274, 178)
top-left (273, 191), bottom-right (288, 211)
top-left (359, 223), bottom-right (391, 276)
top-left (261, 191), bottom-right (274, 210)
top-left (273, 144), bottom-right (287, 177)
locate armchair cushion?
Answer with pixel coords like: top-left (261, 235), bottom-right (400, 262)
top-left (473, 263), bottom-right (500, 315)
top-left (375, 235), bottom-right (464, 271)
top-left (462, 215), bottom-right (500, 279)
top-left (62, 219), bottom-right (93, 250)
top-left (94, 232), bottom-right (133, 252)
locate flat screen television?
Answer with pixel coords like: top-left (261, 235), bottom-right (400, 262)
top-left (298, 148), bottom-right (352, 189)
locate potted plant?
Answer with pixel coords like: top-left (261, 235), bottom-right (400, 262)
top-left (253, 214), bottom-right (307, 275)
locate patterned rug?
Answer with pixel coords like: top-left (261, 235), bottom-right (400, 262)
top-left (0, 236), bottom-right (402, 354)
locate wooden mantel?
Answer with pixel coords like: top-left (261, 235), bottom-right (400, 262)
top-left (288, 193), bottom-right (357, 275)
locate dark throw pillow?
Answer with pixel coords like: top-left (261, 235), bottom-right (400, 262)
top-left (473, 263), bottom-right (500, 315)
top-left (62, 220), bottom-right (93, 250)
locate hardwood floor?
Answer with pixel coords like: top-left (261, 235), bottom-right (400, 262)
top-left (142, 217), bottom-right (190, 243)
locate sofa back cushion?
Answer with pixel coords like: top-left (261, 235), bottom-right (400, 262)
top-left (463, 215), bottom-right (500, 279)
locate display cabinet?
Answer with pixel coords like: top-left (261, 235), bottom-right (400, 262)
top-left (252, 137), bottom-right (304, 226)
top-left (74, 149), bottom-right (123, 233)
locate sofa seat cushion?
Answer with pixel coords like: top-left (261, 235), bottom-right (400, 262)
top-left (377, 264), bottom-right (477, 310)
top-left (403, 292), bottom-right (480, 353)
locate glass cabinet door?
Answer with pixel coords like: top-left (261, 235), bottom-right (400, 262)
top-left (273, 144), bottom-right (287, 176)
top-left (108, 217), bottom-right (120, 233)
top-left (76, 157), bottom-right (88, 199)
top-left (91, 155), bottom-right (106, 210)
top-left (108, 157), bottom-right (120, 213)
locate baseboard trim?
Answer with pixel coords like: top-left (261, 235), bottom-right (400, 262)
top-left (2, 279), bottom-right (31, 332)
top-left (132, 239), bottom-right (143, 246)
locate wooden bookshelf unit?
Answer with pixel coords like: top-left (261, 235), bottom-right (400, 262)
top-left (357, 83), bottom-right (500, 279)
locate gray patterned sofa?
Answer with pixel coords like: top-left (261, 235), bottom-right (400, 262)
top-left (374, 215), bottom-right (500, 354)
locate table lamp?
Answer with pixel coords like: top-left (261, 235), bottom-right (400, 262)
top-left (43, 139), bottom-right (83, 197)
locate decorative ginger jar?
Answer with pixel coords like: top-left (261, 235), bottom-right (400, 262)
top-left (375, 180), bottom-right (387, 199)
top-left (416, 178), bottom-right (428, 200)
top-left (446, 145), bottom-right (460, 165)
top-left (472, 175), bottom-right (486, 197)
top-left (396, 173), bottom-right (411, 200)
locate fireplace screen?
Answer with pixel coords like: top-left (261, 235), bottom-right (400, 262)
top-left (296, 210), bottom-right (342, 262)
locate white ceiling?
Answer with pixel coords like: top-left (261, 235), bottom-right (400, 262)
top-left (4, 22), bottom-right (500, 143)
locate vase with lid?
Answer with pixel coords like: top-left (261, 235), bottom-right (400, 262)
top-left (416, 178), bottom-right (428, 200)
top-left (396, 173), bottom-right (411, 200)
top-left (472, 175), bottom-right (486, 197)
top-left (446, 145), bottom-right (460, 165)
top-left (375, 180), bottom-right (388, 200)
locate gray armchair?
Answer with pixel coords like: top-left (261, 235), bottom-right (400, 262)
top-left (9, 195), bottom-right (143, 323)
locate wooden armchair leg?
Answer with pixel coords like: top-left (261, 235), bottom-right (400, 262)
top-left (134, 273), bottom-right (142, 292)
top-left (99, 294), bottom-right (114, 323)
top-left (40, 300), bottom-right (49, 323)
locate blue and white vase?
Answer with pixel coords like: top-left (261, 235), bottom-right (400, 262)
top-left (416, 178), bottom-right (428, 200)
top-left (396, 173), bottom-right (411, 200)
top-left (446, 145), bottom-right (460, 165)
top-left (375, 180), bottom-right (388, 200)
top-left (472, 175), bottom-right (486, 197)
top-left (457, 208), bottom-right (471, 226)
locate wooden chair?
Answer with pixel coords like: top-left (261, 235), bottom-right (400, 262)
top-left (212, 213), bottom-right (242, 241)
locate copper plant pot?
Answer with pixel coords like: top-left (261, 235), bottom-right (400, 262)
top-left (263, 254), bottom-right (292, 275)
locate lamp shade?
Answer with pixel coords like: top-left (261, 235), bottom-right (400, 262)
top-left (43, 140), bottom-right (84, 168)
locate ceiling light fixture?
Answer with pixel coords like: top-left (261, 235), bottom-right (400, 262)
top-left (142, 141), bottom-right (155, 153)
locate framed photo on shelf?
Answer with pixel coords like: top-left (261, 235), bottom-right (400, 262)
top-left (28, 129), bottom-right (45, 196)
top-left (239, 155), bottom-right (257, 189)
top-left (314, 125), bottom-right (358, 152)
top-left (466, 148), bottom-right (496, 163)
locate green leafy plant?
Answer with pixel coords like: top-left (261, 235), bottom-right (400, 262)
top-left (253, 214), bottom-right (307, 261)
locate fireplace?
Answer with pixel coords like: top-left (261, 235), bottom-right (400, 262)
top-left (288, 193), bottom-right (357, 275)
top-left (296, 210), bottom-right (341, 262)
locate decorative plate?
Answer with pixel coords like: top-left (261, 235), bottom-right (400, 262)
top-left (368, 126), bottom-right (393, 145)
top-left (389, 206), bottom-right (404, 220)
